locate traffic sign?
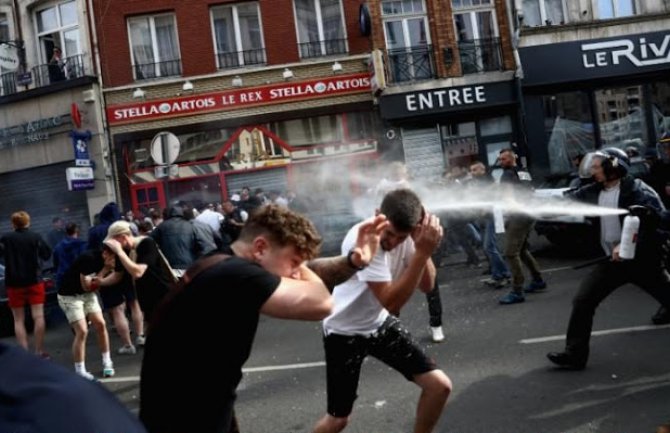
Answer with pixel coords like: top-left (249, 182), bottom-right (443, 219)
top-left (150, 131), bottom-right (180, 165)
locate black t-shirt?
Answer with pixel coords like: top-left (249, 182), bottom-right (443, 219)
top-left (139, 255), bottom-right (280, 433)
top-left (58, 251), bottom-right (103, 296)
top-left (133, 237), bottom-right (172, 321)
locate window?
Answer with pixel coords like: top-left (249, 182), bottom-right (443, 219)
top-left (211, 3), bottom-right (265, 69)
top-left (381, 0), bottom-right (432, 82)
top-left (294, 0), bottom-right (347, 58)
top-left (596, 0), bottom-right (635, 18)
top-left (0, 13), bottom-right (9, 42)
top-left (543, 92), bottom-right (595, 174)
top-left (128, 14), bottom-right (181, 80)
top-left (271, 115), bottom-right (341, 147)
top-left (595, 86), bottom-right (648, 159)
top-left (35, 1), bottom-right (79, 62)
top-left (521, 0), bottom-right (566, 26)
top-left (452, 0), bottom-right (501, 73)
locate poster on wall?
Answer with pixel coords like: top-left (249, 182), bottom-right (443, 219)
top-left (71, 130), bottom-right (92, 167)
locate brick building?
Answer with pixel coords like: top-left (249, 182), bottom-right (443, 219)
top-left (93, 0), bottom-right (383, 248)
top-left (371, 0), bottom-right (522, 179)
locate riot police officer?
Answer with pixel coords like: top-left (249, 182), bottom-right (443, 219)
top-left (547, 147), bottom-right (670, 370)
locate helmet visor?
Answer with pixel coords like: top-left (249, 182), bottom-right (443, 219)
top-left (577, 151), bottom-right (604, 179)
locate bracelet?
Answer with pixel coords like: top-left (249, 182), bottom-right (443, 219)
top-left (347, 249), bottom-right (367, 271)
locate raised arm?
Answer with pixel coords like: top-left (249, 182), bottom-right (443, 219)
top-left (368, 212), bottom-right (442, 314)
top-left (307, 215), bottom-right (388, 291)
top-left (260, 264), bottom-right (332, 320)
top-left (104, 239), bottom-right (147, 279)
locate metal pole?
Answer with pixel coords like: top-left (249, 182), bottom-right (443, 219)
top-left (160, 133), bottom-right (170, 208)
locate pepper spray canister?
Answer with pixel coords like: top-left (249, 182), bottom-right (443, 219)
top-left (618, 215), bottom-right (640, 260)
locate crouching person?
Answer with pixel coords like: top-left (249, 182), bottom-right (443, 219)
top-left (57, 244), bottom-right (120, 380)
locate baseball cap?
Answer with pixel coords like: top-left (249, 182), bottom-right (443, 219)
top-left (104, 221), bottom-right (132, 242)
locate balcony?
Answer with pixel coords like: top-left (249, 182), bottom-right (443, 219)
top-left (1, 71), bottom-right (17, 96)
top-left (457, 37), bottom-right (503, 74)
top-left (298, 38), bottom-right (347, 59)
top-left (217, 48), bottom-right (267, 69)
top-left (133, 59), bottom-right (182, 81)
top-left (32, 54), bottom-right (86, 88)
top-left (385, 45), bottom-right (436, 84)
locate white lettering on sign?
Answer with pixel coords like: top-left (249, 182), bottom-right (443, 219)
top-left (405, 86), bottom-right (487, 112)
top-left (581, 34), bottom-right (670, 69)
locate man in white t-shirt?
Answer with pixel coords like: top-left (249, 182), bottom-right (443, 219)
top-left (313, 189), bottom-right (452, 433)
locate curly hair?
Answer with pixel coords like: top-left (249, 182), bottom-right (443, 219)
top-left (238, 204), bottom-right (322, 260)
top-left (11, 211), bottom-right (30, 229)
top-left (380, 189), bottom-right (422, 232)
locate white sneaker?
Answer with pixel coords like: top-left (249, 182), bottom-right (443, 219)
top-left (103, 364), bottom-right (115, 378)
top-left (117, 344), bottom-right (137, 355)
top-left (76, 370), bottom-right (95, 381)
top-left (135, 335), bottom-right (146, 347)
top-left (430, 326), bottom-right (445, 343)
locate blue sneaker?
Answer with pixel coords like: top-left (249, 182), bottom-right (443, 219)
top-left (525, 279), bottom-right (547, 293)
top-left (499, 292), bottom-right (525, 305)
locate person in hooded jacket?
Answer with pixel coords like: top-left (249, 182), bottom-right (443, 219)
top-left (150, 205), bottom-right (208, 271)
top-left (88, 202), bottom-right (122, 251)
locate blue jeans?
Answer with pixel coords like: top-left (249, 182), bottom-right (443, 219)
top-left (484, 219), bottom-right (510, 280)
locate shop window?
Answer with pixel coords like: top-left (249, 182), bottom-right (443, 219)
top-left (0, 12), bottom-right (9, 42)
top-left (270, 114), bottom-right (341, 147)
top-left (650, 81), bottom-right (670, 139)
top-left (36, 1), bottom-right (79, 60)
top-left (452, 1), bottom-right (502, 74)
top-left (542, 92), bottom-right (595, 174)
top-left (595, 85), bottom-right (648, 164)
top-left (381, 0), bottom-right (433, 83)
top-left (441, 121), bottom-right (478, 169)
top-left (134, 185), bottom-right (162, 213)
top-left (211, 3), bottom-right (265, 69)
top-left (480, 116), bottom-right (512, 137)
top-left (167, 176), bottom-right (222, 206)
top-left (294, 0), bottom-right (347, 58)
top-left (346, 111), bottom-right (379, 141)
top-left (596, 0), bottom-right (635, 18)
top-left (128, 14), bottom-right (181, 80)
top-left (521, 0), bottom-right (567, 26)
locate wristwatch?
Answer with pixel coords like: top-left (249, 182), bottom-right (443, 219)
top-left (347, 249), bottom-right (367, 271)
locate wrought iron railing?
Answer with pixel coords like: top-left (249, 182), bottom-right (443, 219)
top-left (133, 58), bottom-right (182, 80)
top-left (385, 45), bottom-right (436, 83)
top-left (298, 38), bottom-right (347, 58)
top-left (32, 53), bottom-right (86, 88)
top-left (0, 71), bottom-right (17, 96)
top-left (217, 48), bottom-right (267, 69)
top-left (457, 37), bottom-right (503, 74)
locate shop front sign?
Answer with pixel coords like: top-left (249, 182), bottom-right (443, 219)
top-left (520, 31), bottom-right (670, 87)
top-left (0, 114), bottom-right (70, 150)
top-left (379, 81), bottom-right (516, 120)
top-left (107, 73), bottom-right (371, 125)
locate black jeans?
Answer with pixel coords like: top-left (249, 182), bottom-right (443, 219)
top-left (426, 279), bottom-right (443, 327)
top-left (565, 260), bottom-right (670, 361)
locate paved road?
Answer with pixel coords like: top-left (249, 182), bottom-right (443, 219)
top-left (7, 240), bottom-right (670, 433)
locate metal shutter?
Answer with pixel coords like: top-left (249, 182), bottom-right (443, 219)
top-left (0, 162), bottom-right (91, 241)
top-left (401, 126), bottom-right (445, 181)
top-left (225, 167), bottom-right (288, 198)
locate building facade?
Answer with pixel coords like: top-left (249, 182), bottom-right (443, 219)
top-left (0, 0), bottom-right (114, 237)
top-left (515, 0), bottom-right (670, 179)
top-left (372, 0), bottom-right (521, 180)
top-left (93, 0), bottom-right (385, 250)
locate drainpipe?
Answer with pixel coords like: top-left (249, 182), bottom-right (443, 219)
top-left (85, 0), bottom-right (118, 204)
top-left (12, 0), bottom-right (26, 71)
top-left (507, 0), bottom-right (529, 167)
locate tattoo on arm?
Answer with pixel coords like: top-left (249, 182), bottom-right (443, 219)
top-left (307, 256), bottom-right (356, 293)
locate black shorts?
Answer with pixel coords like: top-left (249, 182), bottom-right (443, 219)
top-left (324, 315), bottom-right (437, 417)
top-left (100, 284), bottom-right (137, 310)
